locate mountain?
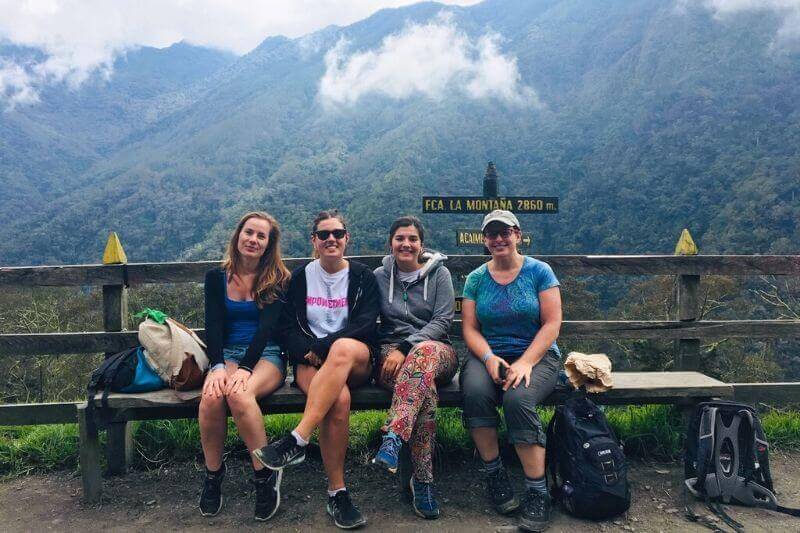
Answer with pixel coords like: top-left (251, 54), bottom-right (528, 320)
top-left (0, 0), bottom-right (798, 265)
top-left (0, 42), bottom-right (235, 232)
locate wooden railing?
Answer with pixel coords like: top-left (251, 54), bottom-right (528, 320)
top-left (2, 254), bottom-right (800, 425)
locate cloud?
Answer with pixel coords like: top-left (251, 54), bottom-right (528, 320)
top-left (0, 0), bottom-right (480, 108)
top-left (319, 16), bottom-right (541, 108)
top-left (0, 60), bottom-right (39, 108)
top-left (681, 0), bottom-right (800, 44)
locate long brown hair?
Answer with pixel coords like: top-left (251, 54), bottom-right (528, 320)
top-left (311, 209), bottom-right (348, 259)
top-left (221, 211), bottom-right (291, 306)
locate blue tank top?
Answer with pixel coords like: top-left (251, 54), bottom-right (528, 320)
top-left (223, 277), bottom-right (259, 346)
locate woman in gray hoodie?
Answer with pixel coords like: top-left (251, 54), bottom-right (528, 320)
top-left (371, 215), bottom-right (458, 519)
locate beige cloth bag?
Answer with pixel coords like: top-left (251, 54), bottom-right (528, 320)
top-left (564, 352), bottom-right (614, 393)
top-left (138, 318), bottom-right (209, 391)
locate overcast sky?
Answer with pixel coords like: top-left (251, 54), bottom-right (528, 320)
top-left (0, 1), bottom-right (481, 56)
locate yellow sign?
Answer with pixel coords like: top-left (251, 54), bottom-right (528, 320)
top-left (674, 229), bottom-right (698, 256)
top-left (456, 230), bottom-right (531, 248)
top-left (103, 232), bottom-right (128, 265)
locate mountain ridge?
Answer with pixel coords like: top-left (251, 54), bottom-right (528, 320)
top-left (0, 0), bottom-right (798, 265)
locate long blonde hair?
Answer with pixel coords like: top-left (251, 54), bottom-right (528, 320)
top-left (221, 211), bottom-right (291, 306)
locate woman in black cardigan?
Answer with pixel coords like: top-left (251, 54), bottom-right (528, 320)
top-left (253, 209), bottom-right (380, 530)
top-left (198, 211), bottom-right (291, 522)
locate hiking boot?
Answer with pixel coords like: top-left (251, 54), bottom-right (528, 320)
top-left (326, 490), bottom-right (367, 529)
top-left (409, 477), bottom-right (440, 519)
top-left (519, 489), bottom-right (551, 532)
top-left (253, 469), bottom-right (282, 521)
top-left (198, 465), bottom-right (225, 517)
top-left (485, 466), bottom-right (519, 514)
top-left (372, 432), bottom-right (402, 473)
top-left (253, 433), bottom-right (306, 470)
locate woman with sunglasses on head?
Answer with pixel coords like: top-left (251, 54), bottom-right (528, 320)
top-left (253, 209), bottom-right (379, 530)
top-left (460, 209), bottom-right (562, 533)
top-left (371, 215), bottom-right (457, 520)
top-left (198, 211), bottom-right (291, 521)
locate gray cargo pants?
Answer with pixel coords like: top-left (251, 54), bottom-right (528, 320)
top-left (459, 350), bottom-right (559, 446)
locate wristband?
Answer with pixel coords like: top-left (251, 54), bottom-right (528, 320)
top-left (210, 363), bottom-right (225, 373)
top-left (481, 351), bottom-right (494, 364)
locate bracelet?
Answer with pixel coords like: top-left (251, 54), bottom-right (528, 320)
top-left (481, 351), bottom-right (493, 364)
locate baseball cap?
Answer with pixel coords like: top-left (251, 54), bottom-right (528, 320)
top-left (481, 209), bottom-right (520, 231)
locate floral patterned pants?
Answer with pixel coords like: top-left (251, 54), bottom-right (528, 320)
top-left (377, 341), bottom-right (458, 483)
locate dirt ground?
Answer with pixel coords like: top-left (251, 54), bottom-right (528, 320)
top-left (2, 450), bottom-right (800, 532)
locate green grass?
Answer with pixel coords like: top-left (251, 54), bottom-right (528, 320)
top-left (2, 406), bottom-right (800, 479)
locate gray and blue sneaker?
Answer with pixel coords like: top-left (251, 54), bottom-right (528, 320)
top-left (371, 432), bottom-right (402, 474)
top-left (410, 477), bottom-right (440, 519)
top-left (253, 434), bottom-right (306, 471)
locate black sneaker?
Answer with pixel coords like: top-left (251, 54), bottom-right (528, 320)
top-left (326, 490), bottom-right (367, 529)
top-left (519, 489), bottom-right (551, 532)
top-left (254, 469), bottom-right (282, 521)
top-left (198, 465), bottom-right (225, 517)
top-left (485, 466), bottom-right (519, 514)
top-left (253, 434), bottom-right (306, 470)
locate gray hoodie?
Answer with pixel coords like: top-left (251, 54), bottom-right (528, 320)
top-left (373, 251), bottom-right (455, 355)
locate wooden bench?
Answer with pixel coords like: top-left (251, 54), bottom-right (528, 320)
top-left (2, 253), bottom-right (798, 504)
top-left (77, 370), bottom-right (732, 502)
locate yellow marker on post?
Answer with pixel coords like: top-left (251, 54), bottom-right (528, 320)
top-left (674, 228), bottom-right (698, 256)
top-left (103, 232), bottom-right (128, 265)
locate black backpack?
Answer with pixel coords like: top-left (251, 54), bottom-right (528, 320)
top-left (545, 394), bottom-right (631, 520)
top-left (684, 400), bottom-right (800, 531)
top-left (87, 346), bottom-right (140, 410)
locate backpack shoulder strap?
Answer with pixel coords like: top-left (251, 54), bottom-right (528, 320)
top-left (545, 411), bottom-right (561, 496)
top-left (775, 504), bottom-right (800, 517)
top-left (694, 406), bottom-right (718, 495)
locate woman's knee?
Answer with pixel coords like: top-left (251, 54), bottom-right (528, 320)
top-left (327, 338), bottom-right (369, 366)
top-left (408, 340), bottom-right (440, 357)
top-left (503, 389), bottom-right (547, 446)
top-left (199, 393), bottom-right (226, 417)
top-left (225, 390), bottom-right (257, 418)
top-left (461, 372), bottom-right (497, 422)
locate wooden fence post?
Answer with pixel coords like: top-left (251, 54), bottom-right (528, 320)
top-left (674, 229), bottom-right (701, 371)
top-left (101, 232), bottom-right (132, 475)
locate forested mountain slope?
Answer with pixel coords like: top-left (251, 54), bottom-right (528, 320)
top-left (1, 0), bottom-right (797, 265)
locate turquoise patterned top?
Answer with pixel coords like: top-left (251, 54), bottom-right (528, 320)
top-left (463, 256), bottom-right (560, 359)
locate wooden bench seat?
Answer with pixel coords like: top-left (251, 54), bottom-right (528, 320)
top-left (77, 371), bottom-right (731, 502)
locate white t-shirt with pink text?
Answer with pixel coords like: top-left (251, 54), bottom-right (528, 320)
top-left (305, 259), bottom-right (349, 338)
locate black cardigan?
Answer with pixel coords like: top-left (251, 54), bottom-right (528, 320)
top-left (276, 260), bottom-right (380, 364)
top-left (204, 268), bottom-right (286, 372)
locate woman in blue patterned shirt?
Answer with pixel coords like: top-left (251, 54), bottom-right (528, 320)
top-left (460, 209), bottom-right (562, 533)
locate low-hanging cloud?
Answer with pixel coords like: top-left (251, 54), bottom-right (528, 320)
top-left (0, 59), bottom-right (39, 107)
top-left (0, 0), bottom-right (479, 110)
top-left (318, 17), bottom-right (541, 108)
top-left (681, 0), bottom-right (800, 44)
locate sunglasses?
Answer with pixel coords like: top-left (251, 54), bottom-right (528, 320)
top-left (483, 227), bottom-right (515, 239)
top-left (313, 229), bottom-right (347, 240)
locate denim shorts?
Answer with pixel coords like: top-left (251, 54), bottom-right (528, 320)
top-left (223, 344), bottom-right (286, 376)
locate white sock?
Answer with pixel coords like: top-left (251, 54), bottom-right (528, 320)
top-left (291, 429), bottom-right (309, 447)
top-left (327, 487), bottom-right (346, 497)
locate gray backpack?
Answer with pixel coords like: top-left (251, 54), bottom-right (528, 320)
top-left (684, 401), bottom-right (799, 532)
